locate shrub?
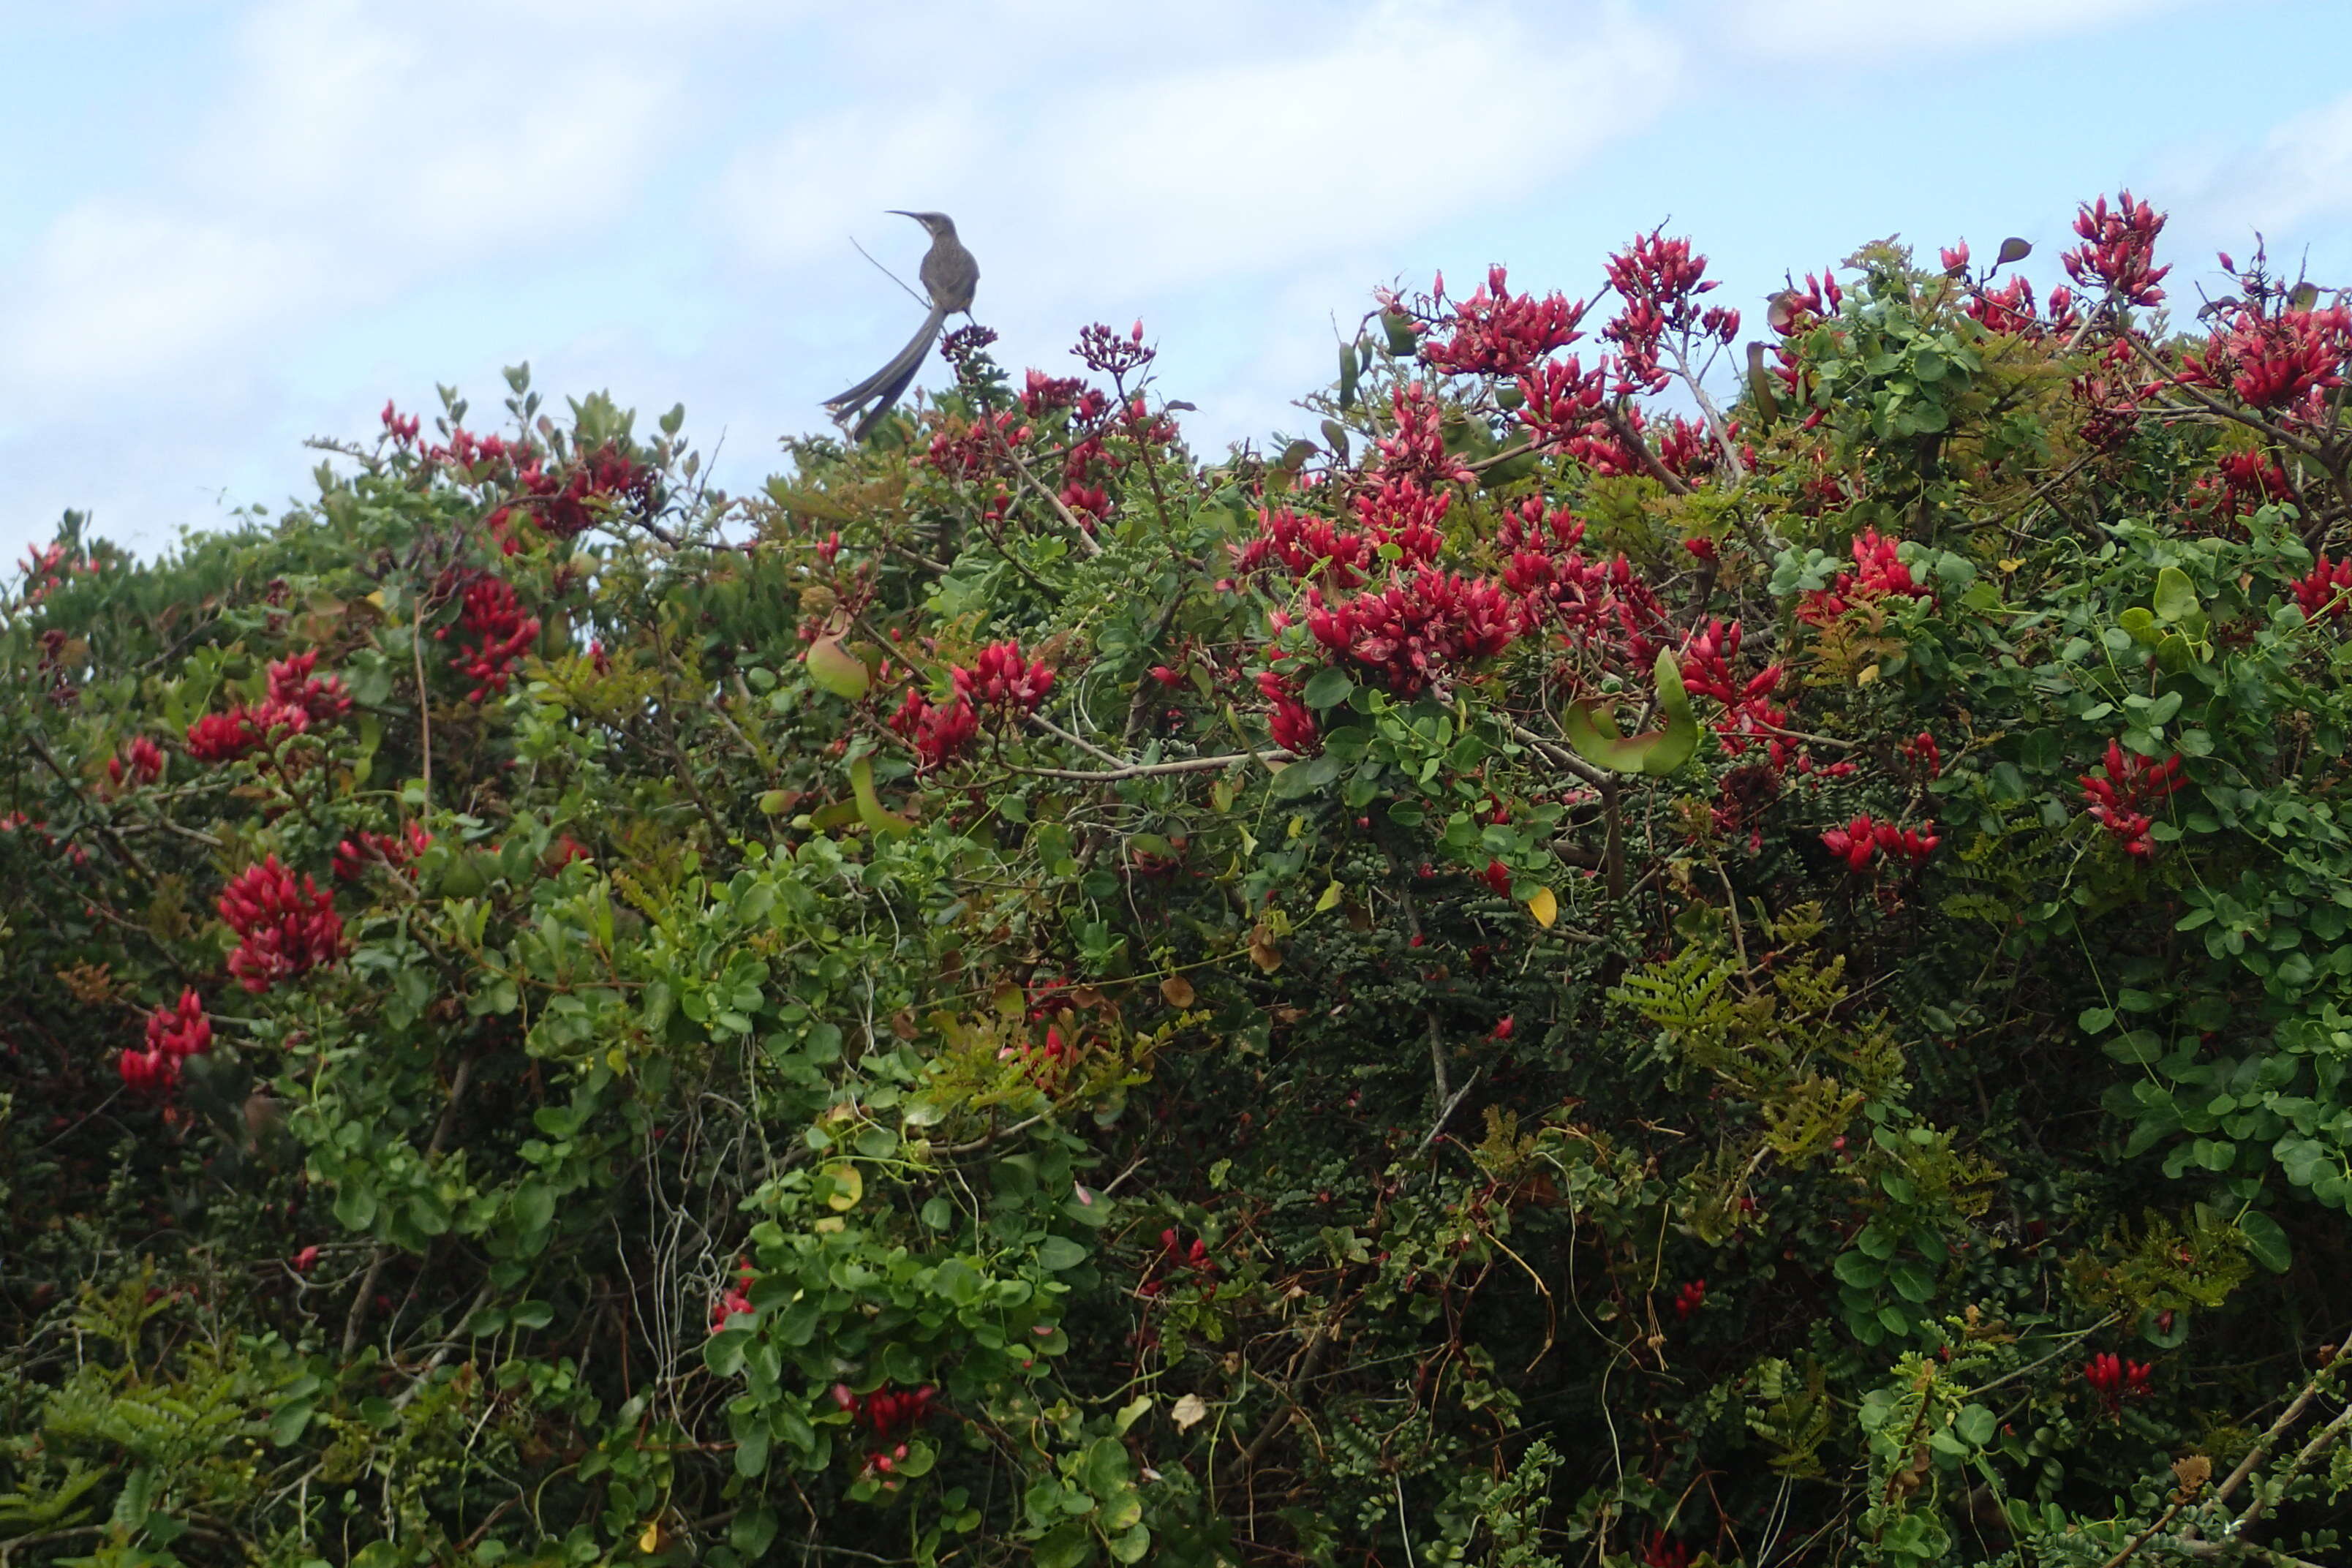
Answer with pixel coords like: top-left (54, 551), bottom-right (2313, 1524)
top-left (3, 206), bottom-right (2349, 1567)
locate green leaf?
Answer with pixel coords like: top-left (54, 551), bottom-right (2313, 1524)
top-left (1833, 1251), bottom-right (1885, 1289)
top-left (1036, 1235), bottom-right (1089, 1271)
top-left (2153, 566), bottom-right (2198, 624)
top-left (1081, 1436), bottom-right (1132, 1496)
top-left (1036, 1522), bottom-right (1096, 1568)
top-left (1954, 1404), bottom-right (1996, 1447)
top-left (2238, 1210), bottom-right (2291, 1273)
top-left (1301, 667), bottom-right (1354, 710)
top-left (1269, 752), bottom-right (1343, 799)
top-left (2078, 1007), bottom-right (2115, 1035)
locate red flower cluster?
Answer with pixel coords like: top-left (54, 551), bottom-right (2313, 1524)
top-left (998, 1023), bottom-right (1081, 1089)
top-left (2061, 189), bottom-right (2171, 309)
top-left (1256, 671), bottom-right (1319, 755)
top-left (1306, 569), bottom-right (1526, 695)
top-left (889, 688), bottom-right (981, 769)
top-left (107, 736), bottom-right (165, 788)
top-left (1232, 480), bottom-right (1450, 589)
top-left (2080, 739), bottom-right (2184, 857)
top-left (2084, 1352), bottom-right (2152, 1411)
top-left (119, 987), bottom-right (211, 1097)
top-left (919, 410), bottom-right (1032, 483)
top-left (1018, 368), bottom-right (1092, 416)
top-left (1641, 1535), bottom-right (1694, 1568)
top-left (2291, 554), bottom-right (2352, 621)
top-left (1373, 383), bottom-right (1475, 487)
top-left (1964, 274), bottom-right (2041, 336)
top-left (1820, 813), bottom-right (1940, 875)
top-left (2190, 448), bottom-right (2295, 524)
top-left (445, 577), bottom-right (540, 702)
top-left (1795, 528), bottom-right (1933, 626)
top-left (1679, 619), bottom-right (1786, 755)
top-left (380, 399), bottom-right (421, 445)
top-left (1673, 1278), bottom-right (1706, 1319)
top-left (1512, 353), bottom-right (1608, 453)
top-left (185, 707), bottom-right (274, 764)
top-left (1416, 265), bottom-right (1587, 378)
top-left (333, 821), bottom-right (432, 881)
top-left (265, 651), bottom-right (353, 727)
top-left (509, 440), bottom-right (653, 541)
top-left (2183, 302), bottom-right (2352, 418)
top-left (1075, 319), bottom-right (1154, 378)
top-left (710, 1259), bottom-right (755, 1331)
top-left (1601, 228), bottom-right (1735, 397)
top-left (219, 855), bottom-right (344, 994)
top-left (1137, 1227), bottom-right (1217, 1299)
top-left (952, 639), bottom-right (1055, 713)
top-left (1899, 731), bottom-right (1943, 780)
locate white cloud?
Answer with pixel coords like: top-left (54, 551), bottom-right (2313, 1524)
top-left (0, 0), bottom-right (686, 411)
top-left (2197, 91), bottom-right (2352, 236)
top-left (7, 202), bottom-right (320, 382)
top-left (1722, 0), bottom-right (2189, 59)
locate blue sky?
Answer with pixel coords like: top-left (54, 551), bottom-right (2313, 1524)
top-left (4, 0), bottom-right (2349, 568)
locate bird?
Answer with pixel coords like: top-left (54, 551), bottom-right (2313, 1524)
top-left (825, 211), bottom-right (979, 442)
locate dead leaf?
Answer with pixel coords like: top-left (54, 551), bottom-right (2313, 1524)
top-left (1248, 923), bottom-right (1284, 973)
top-left (1160, 975), bottom-right (1196, 1009)
top-left (1170, 1392), bottom-right (1208, 1431)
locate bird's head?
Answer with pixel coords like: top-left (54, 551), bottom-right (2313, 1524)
top-left (887, 210), bottom-right (957, 238)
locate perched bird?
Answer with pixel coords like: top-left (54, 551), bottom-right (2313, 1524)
top-left (825, 211), bottom-right (979, 442)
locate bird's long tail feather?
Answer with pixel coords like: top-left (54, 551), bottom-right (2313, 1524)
top-left (824, 304), bottom-right (948, 418)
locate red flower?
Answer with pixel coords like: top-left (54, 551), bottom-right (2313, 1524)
top-left (218, 856), bottom-right (344, 994)
top-left (333, 821), bottom-right (431, 881)
top-left (952, 639), bottom-right (1055, 713)
top-left (107, 736), bottom-right (166, 788)
top-left (448, 577), bottom-right (540, 702)
top-left (889, 688), bottom-right (981, 769)
top-left (2060, 189), bottom-right (2171, 309)
top-left (2084, 1352), bottom-right (2154, 1411)
top-left (1416, 265), bottom-right (1587, 379)
top-left (2080, 740), bottom-right (2183, 857)
top-left (185, 707), bottom-right (274, 764)
top-left (265, 651), bottom-right (353, 726)
top-left (118, 987), bottom-right (212, 1098)
top-left (1480, 859), bottom-right (1512, 897)
top-left (1674, 1278), bottom-right (1706, 1319)
top-left (1795, 528), bottom-right (1933, 626)
top-left (293, 1245), bottom-right (321, 1273)
top-left (710, 1259), bottom-right (756, 1332)
top-left (1489, 1015), bottom-right (1514, 1041)
top-left (2291, 554), bottom-right (2352, 622)
top-left (1255, 671), bottom-right (1321, 755)
top-left (1820, 813), bottom-right (1938, 875)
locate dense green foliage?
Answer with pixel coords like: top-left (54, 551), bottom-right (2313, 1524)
top-left (4, 202), bottom-right (2351, 1568)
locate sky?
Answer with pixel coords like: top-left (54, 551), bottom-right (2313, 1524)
top-left (3, 0), bottom-right (2349, 568)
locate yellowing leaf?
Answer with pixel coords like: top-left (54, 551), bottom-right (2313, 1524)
top-left (1316, 878), bottom-right (1343, 912)
top-left (806, 636), bottom-right (870, 700)
top-left (1524, 886), bottom-right (1558, 929)
top-left (823, 1162), bottom-right (863, 1210)
top-left (638, 1520), bottom-right (665, 1553)
top-left (1998, 558), bottom-right (2024, 574)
